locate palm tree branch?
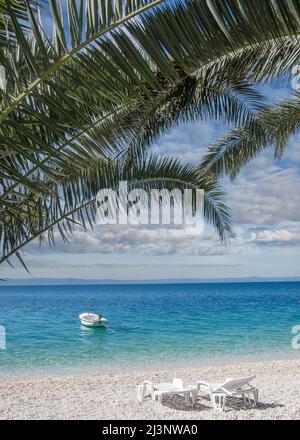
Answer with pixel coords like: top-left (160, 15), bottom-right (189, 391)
top-left (0, 0), bottom-right (165, 123)
top-left (0, 154), bottom-right (233, 265)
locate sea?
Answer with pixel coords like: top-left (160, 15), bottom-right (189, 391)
top-left (0, 281), bottom-right (300, 375)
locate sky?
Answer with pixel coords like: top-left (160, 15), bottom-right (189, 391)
top-left (2, 112), bottom-right (300, 281)
top-left (1, 3), bottom-right (300, 281)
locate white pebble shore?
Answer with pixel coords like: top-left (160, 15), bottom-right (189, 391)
top-left (1, 358), bottom-right (300, 420)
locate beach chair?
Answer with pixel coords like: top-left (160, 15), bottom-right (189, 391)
top-left (137, 378), bottom-right (196, 405)
top-left (195, 375), bottom-right (258, 410)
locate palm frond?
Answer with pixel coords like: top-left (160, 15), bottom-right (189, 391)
top-left (0, 0), bottom-right (40, 45)
top-left (0, 0), bottom-right (165, 121)
top-left (0, 152), bottom-right (233, 265)
top-left (3, 0), bottom-right (300, 266)
top-left (201, 95), bottom-right (300, 179)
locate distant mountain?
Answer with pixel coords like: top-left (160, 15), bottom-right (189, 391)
top-left (1, 277), bottom-right (300, 286)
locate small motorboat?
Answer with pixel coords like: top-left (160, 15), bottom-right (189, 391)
top-left (79, 312), bottom-right (108, 327)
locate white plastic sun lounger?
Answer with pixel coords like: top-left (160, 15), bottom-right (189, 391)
top-left (194, 375), bottom-right (258, 410)
top-left (137, 378), bottom-right (196, 405)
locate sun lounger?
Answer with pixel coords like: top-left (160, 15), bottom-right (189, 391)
top-left (194, 375), bottom-right (258, 410)
top-left (137, 378), bottom-right (196, 405)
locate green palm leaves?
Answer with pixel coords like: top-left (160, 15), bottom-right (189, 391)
top-left (2, 0), bottom-right (300, 268)
top-left (201, 95), bottom-right (300, 179)
top-left (0, 153), bottom-right (234, 268)
top-left (1, 0), bottom-right (165, 121)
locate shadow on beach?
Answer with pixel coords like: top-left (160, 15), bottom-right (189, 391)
top-left (159, 394), bottom-right (284, 413)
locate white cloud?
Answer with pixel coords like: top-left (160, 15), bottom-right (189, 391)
top-left (29, 226), bottom-right (227, 256)
top-left (249, 229), bottom-right (300, 245)
top-left (9, 114), bottom-right (299, 281)
top-left (284, 133), bottom-right (300, 163)
top-left (229, 162), bottom-right (300, 225)
top-left (156, 120), bottom-right (224, 162)
top-left (25, 143), bottom-right (300, 260)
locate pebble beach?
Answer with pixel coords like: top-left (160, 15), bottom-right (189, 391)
top-left (1, 358), bottom-right (299, 420)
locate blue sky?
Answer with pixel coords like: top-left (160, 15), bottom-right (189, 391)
top-left (1, 3), bottom-right (299, 281)
top-left (2, 114), bottom-right (300, 281)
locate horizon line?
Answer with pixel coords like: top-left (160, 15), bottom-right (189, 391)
top-left (1, 276), bottom-right (300, 286)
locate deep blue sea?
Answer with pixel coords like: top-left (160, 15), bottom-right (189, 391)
top-left (1, 282), bottom-right (300, 375)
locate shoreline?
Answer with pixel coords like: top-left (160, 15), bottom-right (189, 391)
top-left (1, 357), bottom-right (300, 419)
top-left (1, 349), bottom-right (299, 380)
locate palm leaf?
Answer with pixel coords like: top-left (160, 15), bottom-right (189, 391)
top-left (0, 152), bottom-right (234, 266)
top-left (3, 0), bottom-right (300, 266)
top-left (201, 95), bottom-right (300, 179)
top-left (0, 0), bottom-right (165, 122)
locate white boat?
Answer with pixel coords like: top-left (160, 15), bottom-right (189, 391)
top-left (79, 312), bottom-right (108, 327)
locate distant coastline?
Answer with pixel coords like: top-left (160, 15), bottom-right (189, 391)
top-left (1, 277), bottom-right (300, 286)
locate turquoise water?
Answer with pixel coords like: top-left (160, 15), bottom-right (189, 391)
top-left (0, 282), bottom-right (300, 374)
